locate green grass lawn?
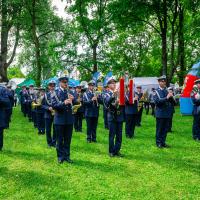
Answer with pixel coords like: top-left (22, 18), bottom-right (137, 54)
top-left (0, 106), bottom-right (200, 200)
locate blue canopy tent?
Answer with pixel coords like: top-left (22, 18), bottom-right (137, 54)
top-left (42, 77), bottom-right (80, 88)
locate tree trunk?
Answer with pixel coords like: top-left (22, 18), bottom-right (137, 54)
top-left (92, 44), bottom-right (98, 73)
top-left (168, 26), bottom-right (175, 83)
top-left (31, 0), bottom-right (42, 87)
top-left (157, 0), bottom-right (168, 81)
top-left (161, 31), bottom-right (168, 77)
top-left (177, 5), bottom-right (185, 86)
top-left (0, 0), bottom-right (9, 82)
top-left (0, 0), bottom-right (20, 83)
top-left (168, 0), bottom-right (178, 83)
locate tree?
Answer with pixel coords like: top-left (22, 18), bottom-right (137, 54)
top-left (20, 0), bottom-right (64, 85)
top-left (68, 0), bottom-right (114, 73)
top-left (7, 66), bottom-right (25, 79)
top-left (0, 0), bottom-right (22, 82)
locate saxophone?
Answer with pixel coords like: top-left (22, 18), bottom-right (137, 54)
top-left (137, 90), bottom-right (149, 112)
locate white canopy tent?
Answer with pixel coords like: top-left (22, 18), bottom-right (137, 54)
top-left (9, 78), bottom-right (25, 90)
top-left (133, 77), bottom-right (174, 91)
top-left (133, 77), bottom-right (159, 90)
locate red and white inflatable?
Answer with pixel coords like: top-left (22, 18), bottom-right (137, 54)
top-left (180, 61), bottom-right (200, 115)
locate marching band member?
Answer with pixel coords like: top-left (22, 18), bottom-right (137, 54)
top-left (42, 80), bottom-right (56, 148)
top-left (73, 85), bottom-right (84, 132)
top-left (102, 85), bottom-right (109, 129)
top-left (125, 85), bottom-right (138, 139)
top-left (153, 75), bottom-right (173, 148)
top-left (29, 86), bottom-right (37, 128)
top-left (5, 84), bottom-right (14, 129)
top-left (149, 88), bottom-right (156, 116)
top-left (0, 83), bottom-right (10, 151)
top-left (167, 87), bottom-right (176, 133)
top-left (103, 77), bottom-right (125, 157)
top-left (34, 88), bottom-right (45, 135)
top-left (19, 85), bottom-right (28, 117)
top-left (52, 76), bottom-right (75, 164)
top-left (83, 80), bottom-right (101, 143)
top-left (135, 86), bottom-right (143, 127)
top-left (27, 84), bottom-right (35, 122)
top-left (191, 79), bottom-right (200, 141)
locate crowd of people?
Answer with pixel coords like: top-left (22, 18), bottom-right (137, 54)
top-left (1, 75), bottom-right (199, 164)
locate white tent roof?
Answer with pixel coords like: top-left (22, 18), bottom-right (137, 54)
top-left (133, 77), bottom-right (173, 90)
top-left (133, 77), bottom-right (159, 90)
top-left (9, 78), bottom-right (25, 90)
top-left (134, 77), bottom-right (158, 86)
top-left (10, 78), bottom-right (25, 85)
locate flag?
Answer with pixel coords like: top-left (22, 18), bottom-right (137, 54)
top-left (92, 72), bottom-right (101, 86)
top-left (103, 72), bottom-right (113, 87)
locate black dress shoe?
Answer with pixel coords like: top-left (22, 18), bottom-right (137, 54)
top-left (92, 139), bottom-right (97, 143)
top-left (58, 159), bottom-right (63, 164)
top-left (109, 153), bottom-right (115, 157)
top-left (87, 140), bottom-right (92, 143)
top-left (163, 144), bottom-right (170, 148)
top-left (115, 152), bottom-right (124, 157)
top-left (194, 138), bottom-right (200, 142)
top-left (65, 158), bottom-right (73, 164)
top-left (157, 144), bottom-right (163, 148)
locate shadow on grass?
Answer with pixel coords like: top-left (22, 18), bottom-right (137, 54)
top-left (124, 151), bottom-right (200, 175)
top-left (0, 167), bottom-right (52, 188)
top-left (3, 149), bottom-right (55, 163)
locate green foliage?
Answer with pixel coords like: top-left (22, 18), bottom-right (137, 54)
top-left (0, 107), bottom-right (200, 199)
top-left (9, 0), bottom-right (200, 84)
top-left (7, 66), bottom-right (25, 79)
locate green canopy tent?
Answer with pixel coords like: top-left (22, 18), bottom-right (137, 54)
top-left (16, 79), bottom-right (36, 99)
top-left (17, 78), bottom-right (36, 87)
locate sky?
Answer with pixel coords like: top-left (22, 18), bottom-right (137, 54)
top-left (52, 0), bottom-right (67, 18)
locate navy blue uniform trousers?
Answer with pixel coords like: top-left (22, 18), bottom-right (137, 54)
top-left (125, 114), bottom-right (137, 138)
top-left (74, 112), bottom-right (83, 131)
top-left (0, 128), bottom-right (3, 150)
top-left (192, 114), bottom-right (200, 139)
top-left (45, 117), bottom-right (56, 146)
top-left (86, 117), bottom-right (98, 141)
top-left (103, 108), bottom-right (108, 129)
top-left (108, 121), bottom-right (123, 154)
top-left (156, 118), bottom-right (170, 146)
top-left (36, 112), bottom-right (45, 133)
top-left (55, 124), bottom-right (73, 161)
